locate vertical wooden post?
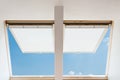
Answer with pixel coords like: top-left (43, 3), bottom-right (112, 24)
top-left (54, 6), bottom-right (63, 80)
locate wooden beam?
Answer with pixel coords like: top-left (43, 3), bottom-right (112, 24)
top-left (10, 77), bottom-right (54, 80)
top-left (54, 6), bottom-right (63, 80)
top-left (10, 76), bottom-right (108, 80)
top-left (64, 20), bottom-right (112, 25)
top-left (64, 76), bottom-right (108, 80)
top-left (6, 20), bottom-right (54, 25)
top-left (5, 20), bottom-right (112, 26)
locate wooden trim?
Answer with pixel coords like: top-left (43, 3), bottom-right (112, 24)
top-left (4, 22), bottom-right (12, 76)
top-left (5, 20), bottom-right (112, 25)
top-left (106, 22), bottom-right (114, 75)
top-left (10, 77), bottom-right (54, 80)
top-left (6, 20), bottom-right (54, 25)
top-left (64, 20), bottom-right (112, 25)
top-left (64, 76), bottom-right (108, 80)
top-left (10, 76), bottom-right (108, 80)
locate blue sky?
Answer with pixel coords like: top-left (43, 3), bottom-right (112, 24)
top-left (7, 27), bottom-right (110, 75)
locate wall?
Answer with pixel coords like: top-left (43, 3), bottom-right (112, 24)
top-left (0, 0), bottom-right (120, 80)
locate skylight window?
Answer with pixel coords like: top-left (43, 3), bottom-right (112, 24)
top-left (7, 25), bottom-right (54, 75)
top-left (63, 25), bottom-right (111, 75)
top-left (9, 25), bottom-right (54, 53)
top-left (5, 20), bottom-right (112, 80)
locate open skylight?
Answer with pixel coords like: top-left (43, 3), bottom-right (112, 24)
top-left (9, 25), bottom-right (54, 53)
top-left (64, 25), bottom-right (108, 53)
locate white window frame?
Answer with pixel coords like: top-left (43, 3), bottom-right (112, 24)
top-left (4, 19), bottom-right (113, 80)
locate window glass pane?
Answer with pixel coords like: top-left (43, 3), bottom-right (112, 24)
top-left (7, 25), bottom-right (54, 75)
top-left (63, 25), bottom-right (111, 75)
top-left (10, 25), bottom-right (54, 53)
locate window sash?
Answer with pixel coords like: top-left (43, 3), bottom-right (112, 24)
top-left (5, 20), bottom-right (113, 80)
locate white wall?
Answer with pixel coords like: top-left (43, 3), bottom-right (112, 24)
top-left (0, 0), bottom-right (120, 80)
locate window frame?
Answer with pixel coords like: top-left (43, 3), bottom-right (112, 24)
top-left (10, 76), bottom-right (108, 80)
top-left (5, 22), bottom-right (55, 77)
top-left (4, 20), bottom-right (113, 80)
